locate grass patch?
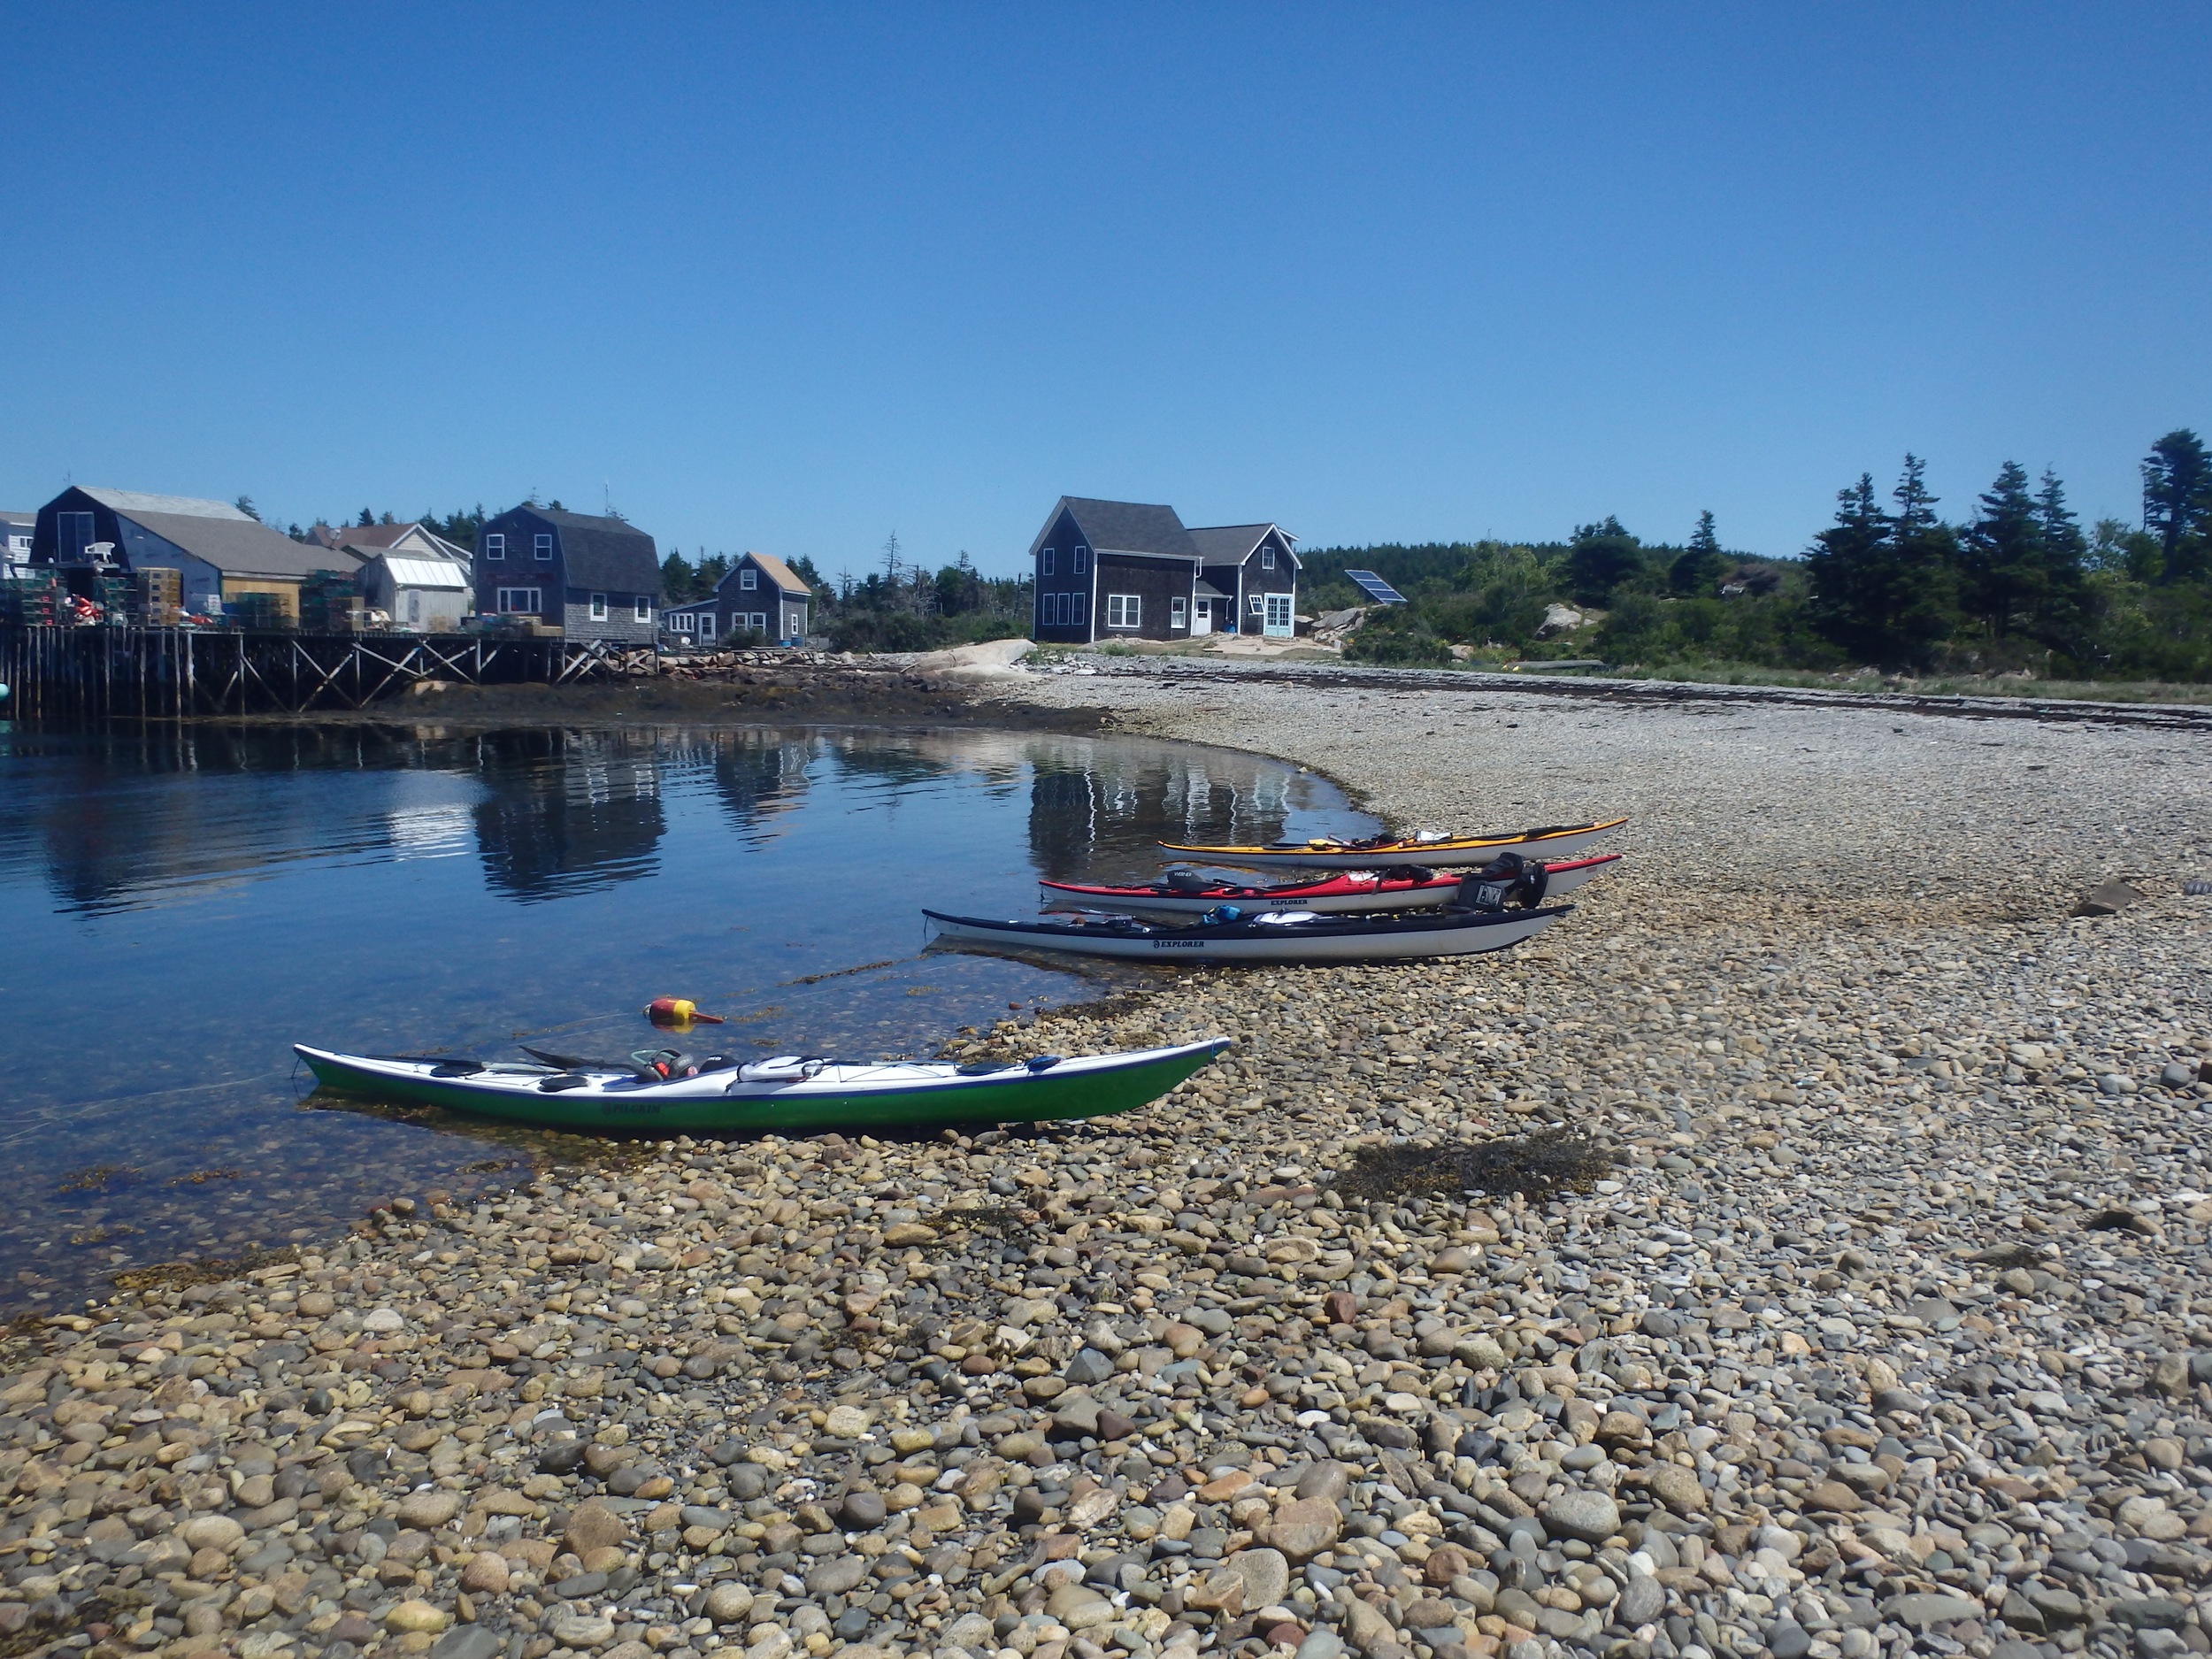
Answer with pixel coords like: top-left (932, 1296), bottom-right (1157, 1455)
top-left (1333, 1129), bottom-right (1612, 1201)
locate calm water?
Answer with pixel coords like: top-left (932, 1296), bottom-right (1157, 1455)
top-left (0, 720), bottom-right (1373, 1311)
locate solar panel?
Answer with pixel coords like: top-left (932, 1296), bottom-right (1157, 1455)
top-left (1342, 569), bottom-right (1407, 604)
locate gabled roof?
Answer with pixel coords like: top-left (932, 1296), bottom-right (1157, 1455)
top-left (1030, 497), bottom-right (1199, 561)
top-left (492, 505), bottom-right (662, 595)
top-left (124, 511), bottom-right (362, 581)
top-left (1187, 523), bottom-right (1302, 568)
top-left (724, 551), bottom-right (810, 597)
top-left (314, 523), bottom-right (472, 563)
top-left (79, 488), bottom-right (255, 523)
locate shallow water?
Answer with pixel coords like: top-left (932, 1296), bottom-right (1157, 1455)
top-left (0, 720), bottom-right (1373, 1311)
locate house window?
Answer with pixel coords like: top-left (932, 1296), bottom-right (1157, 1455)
top-left (1171, 596), bottom-right (1187, 628)
top-left (1261, 546), bottom-right (1276, 570)
top-left (1073, 546), bottom-right (1088, 574)
top-left (407, 591), bottom-right (421, 624)
top-left (634, 596), bottom-right (651, 623)
top-left (534, 533), bottom-right (553, 560)
top-left (57, 511), bottom-right (96, 562)
top-left (1106, 594), bottom-right (1141, 629)
top-left (740, 567), bottom-right (757, 590)
top-left (1071, 591), bottom-right (1087, 626)
top-left (483, 533), bottom-right (506, 561)
top-left (496, 588), bottom-right (541, 613)
top-left (1040, 548), bottom-right (1055, 576)
top-left (590, 594), bottom-right (608, 621)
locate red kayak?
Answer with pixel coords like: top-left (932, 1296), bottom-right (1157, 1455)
top-left (1040, 853), bottom-right (1620, 916)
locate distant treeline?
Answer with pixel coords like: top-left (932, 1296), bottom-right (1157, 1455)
top-left (1313, 429), bottom-right (2212, 682)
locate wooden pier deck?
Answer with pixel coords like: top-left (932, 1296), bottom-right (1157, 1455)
top-left (0, 626), bottom-right (650, 718)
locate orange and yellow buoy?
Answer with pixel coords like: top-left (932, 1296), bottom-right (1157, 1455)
top-left (644, 996), bottom-right (725, 1027)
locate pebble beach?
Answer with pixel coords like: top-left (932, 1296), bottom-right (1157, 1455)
top-left (6, 670), bottom-right (2211, 1659)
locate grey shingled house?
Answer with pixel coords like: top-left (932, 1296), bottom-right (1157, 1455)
top-left (473, 505), bottom-right (662, 643)
top-left (1027, 496), bottom-right (1299, 644)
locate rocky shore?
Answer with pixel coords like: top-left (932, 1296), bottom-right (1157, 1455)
top-left (4, 674), bottom-right (2209, 1659)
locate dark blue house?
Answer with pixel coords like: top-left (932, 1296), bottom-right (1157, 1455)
top-left (474, 505), bottom-right (663, 643)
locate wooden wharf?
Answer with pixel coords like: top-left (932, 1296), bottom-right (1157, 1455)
top-left (0, 626), bottom-right (650, 718)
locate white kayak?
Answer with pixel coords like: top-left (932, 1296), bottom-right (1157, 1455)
top-left (924, 903), bottom-right (1570, 962)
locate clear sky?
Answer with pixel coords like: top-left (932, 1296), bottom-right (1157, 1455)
top-left (4, 4), bottom-right (2206, 574)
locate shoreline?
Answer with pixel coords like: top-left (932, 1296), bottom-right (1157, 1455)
top-left (4, 675), bottom-right (2209, 1659)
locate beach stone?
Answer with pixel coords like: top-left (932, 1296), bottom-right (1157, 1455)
top-left (1538, 1490), bottom-right (1619, 1543)
top-left (1885, 1594), bottom-right (1985, 1630)
top-left (1267, 1497), bottom-right (1343, 1561)
top-left (823, 1405), bottom-right (869, 1439)
top-left (1617, 1572), bottom-right (1664, 1627)
top-left (549, 1609), bottom-right (618, 1648)
top-left (180, 1514), bottom-right (245, 1553)
top-left (398, 1489), bottom-right (462, 1529)
top-left (459, 1550), bottom-right (509, 1594)
top-left (703, 1583), bottom-right (756, 1624)
top-left (882, 1221), bottom-right (937, 1246)
top-left (1295, 1461), bottom-right (1352, 1502)
top-left (565, 1499), bottom-right (626, 1555)
top-left (1064, 1348), bottom-right (1114, 1385)
top-left (1297, 1632), bottom-right (1347, 1659)
top-left (840, 1488), bottom-right (888, 1529)
top-left (1228, 1547), bottom-right (1290, 1610)
top-left (1769, 1620), bottom-right (1813, 1659)
top-left (805, 1554), bottom-right (870, 1595)
top-left (385, 1600), bottom-right (450, 1634)
top-left (431, 1628), bottom-right (506, 1659)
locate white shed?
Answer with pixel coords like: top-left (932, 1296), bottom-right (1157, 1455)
top-left (360, 553), bottom-right (470, 631)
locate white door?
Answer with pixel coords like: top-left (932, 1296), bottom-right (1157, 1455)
top-left (1263, 593), bottom-right (1294, 638)
top-left (1190, 601), bottom-right (1211, 636)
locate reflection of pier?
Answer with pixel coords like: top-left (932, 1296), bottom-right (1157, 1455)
top-left (0, 626), bottom-right (644, 718)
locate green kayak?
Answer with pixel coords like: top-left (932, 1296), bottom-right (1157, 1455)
top-left (294, 1038), bottom-right (1230, 1134)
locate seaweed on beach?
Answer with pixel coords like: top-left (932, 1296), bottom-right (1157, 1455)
top-left (110, 1243), bottom-right (300, 1295)
top-left (1333, 1128), bottom-right (1612, 1201)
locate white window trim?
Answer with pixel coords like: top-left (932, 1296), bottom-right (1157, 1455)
top-left (496, 587), bottom-right (541, 613)
top-left (1261, 546), bottom-right (1276, 570)
top-left (1249, 592), bottom-right (1264, 614)
top-left (589, 593), bottom-right (608, 621)
top-left (534, 534), bottom-right (553, 562)
top-left (1171, 596), bottom-right (1187, 628)
top-left (740, 567), bottom-right (757, 589)
top-left (634, 596), bottom-right (652, 622)
top-left (1106, 593), bottom-right (1141, 629)
top-left (1073, 546), bottom-right (1088, 574)
top-left (1040, 548), bottom-right (1055, 576)
top-left (483, 533), bottom-right (506, 561)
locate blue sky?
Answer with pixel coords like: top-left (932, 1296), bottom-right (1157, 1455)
top-left (3, 4), bottom-right (2206, 574)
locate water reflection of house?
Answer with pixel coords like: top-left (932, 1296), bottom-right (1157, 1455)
top-left (1021, 735), bottom-right (1300, 879)
top-left (472, 732), bottom-right (664, 901)
top-left (712, 733), bottom-right (814, 837)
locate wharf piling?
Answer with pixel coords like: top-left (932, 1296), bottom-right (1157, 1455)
top-left (0, 626), bottom-right (646, 718)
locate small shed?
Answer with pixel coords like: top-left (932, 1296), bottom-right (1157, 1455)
top-left (357, 553), bottom-right (470, 631)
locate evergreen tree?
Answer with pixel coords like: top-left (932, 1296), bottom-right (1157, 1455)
top-left (2142, 429), bottom-right (2212, 584)
top-left (1669, 510), bottom-right (1727, 595)
top-left (234, 495), bottom-right (260, 522)
top-left (1958, 461), bottom-right (2065, 647)
top-left (696, 552), bottom-right (731, 594)
top-left (1563, 516), bottom-right (1643, 604)
top-left (1806, 462), bottom-right (1957, 669)
top-left (660, 549), bottom-right (696, 601)
top-left (357, 507), bottom-right (375, 527)
top-left (2035, 469), bottom-right (2086, 564)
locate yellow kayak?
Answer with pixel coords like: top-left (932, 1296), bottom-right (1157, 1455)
top-left (1157, 816), bottom-right (1627, 870)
